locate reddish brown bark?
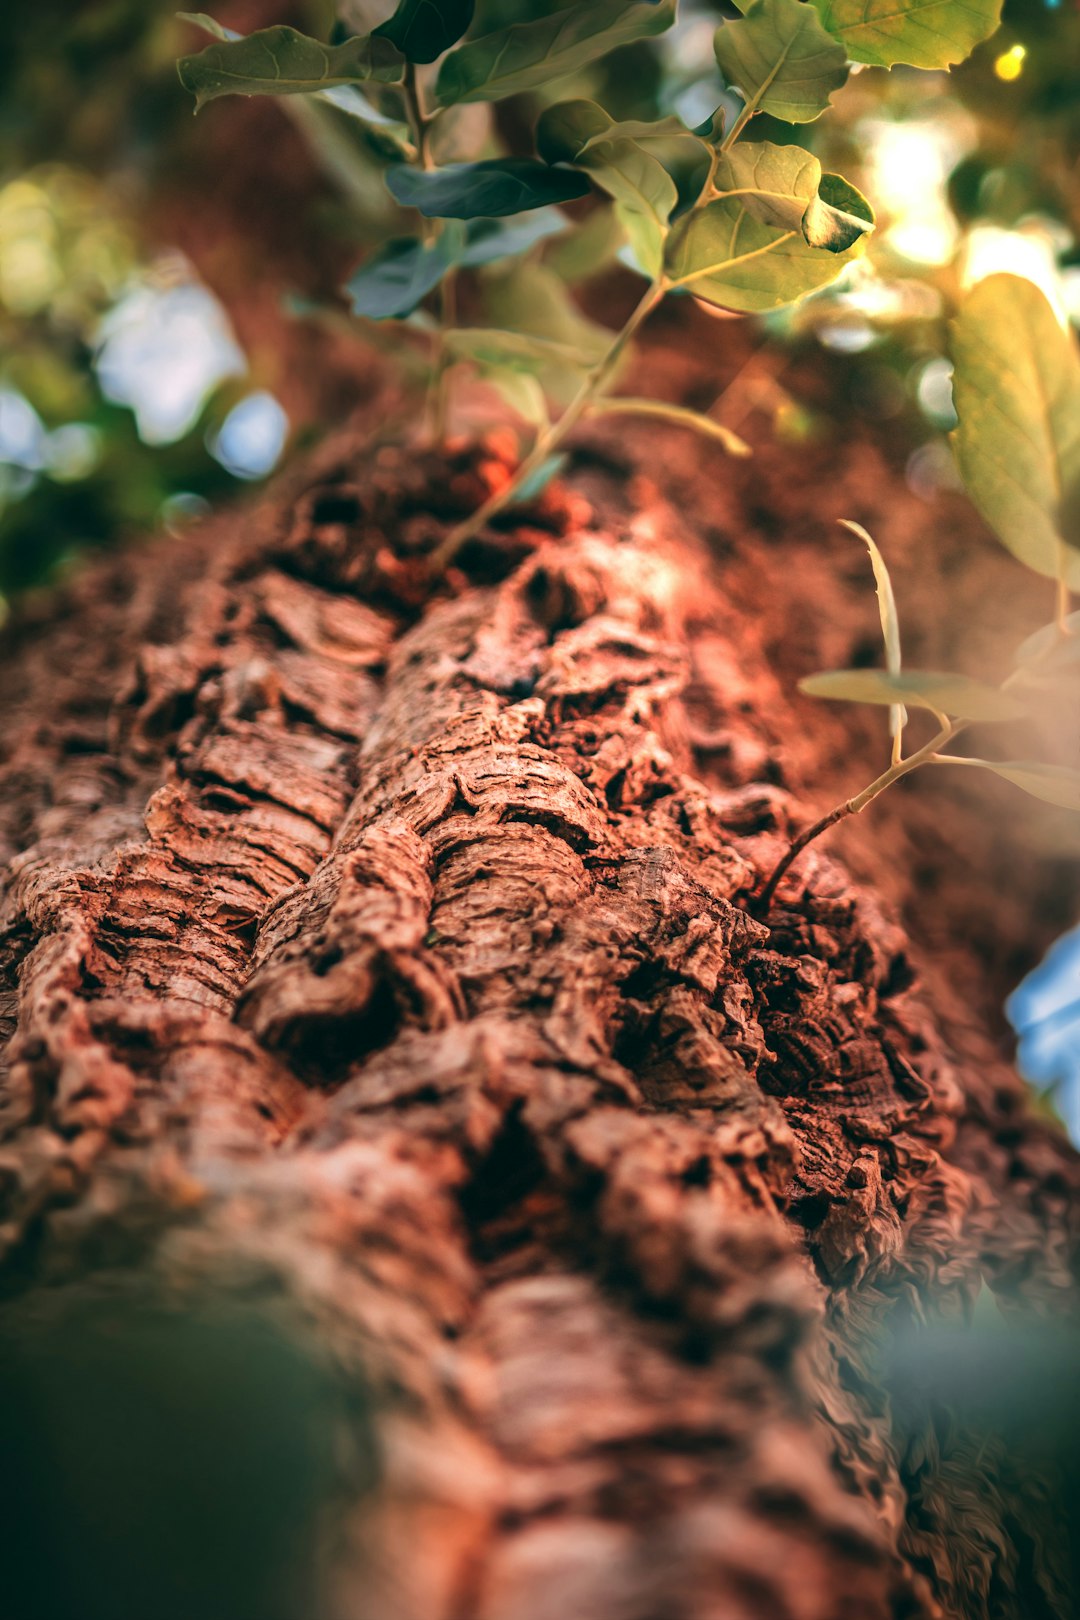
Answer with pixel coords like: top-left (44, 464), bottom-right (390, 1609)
top-left (0, 414), bottom-right (1077, 1620)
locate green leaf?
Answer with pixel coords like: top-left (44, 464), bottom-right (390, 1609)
top-left (707, 143), bottom-right (872, 253)
top-left (374, 0), bottom-right (475, 63)
top-left (456, 260), bottom-right (613, 405)
top-left (715, 0), bottom-right (849, 125)
top-left (664, 143), bottom-right (872, 311)
top-left (545, 207), bottom-right (627, 283)
top-left (434, 0), bottom-right (676, 107)
top-left (839, 519), bottom-right (906, 745)
top-left (1014, 613), bottom-right (1080, 672)
top-left (179, 13), bottom-right (412, 147)
top-left (589, 397), bottom-right (751, 456)
top-left (538, 101), bottom-right (685, 279)
top-left (177, 24), bottom-right (405, 109)
top-left (344, 210), bottom-right (568, 317)
top-left (483, 261), bottom-right (612, 367)
top-left (808, 0), bottom-right (1003, 69)
top-left (345, 228), bottom-right (463, 318)
top-left (482, 368), bottom-right (550, 429)
top-left (445, 327), bottom-right (590, 373)
top-left (693, 107), bottom-right (727, 143)
top-left (178, 12), bottom-right (239, 42)
top-left (386, 158), bottom-right (590, 218)
top-left (459, 209), bottom-right (569, 265)
top-left (799, 669), bottom-right (1026, 722)
top-left (950, 274), bottom-right (1080, 590)
top-left (945, 759), bottom-right (1080, 811)
top-left (514, 453), bottom-right (569, 503)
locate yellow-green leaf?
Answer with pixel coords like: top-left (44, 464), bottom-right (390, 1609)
top-left (945, 758), bottom-right (1080, 811)
top-left (708, 142), bottom-right (872, 253)
top-left (444, 327), bottom-right (588, 372)
top-left (799, 669), bottom-right (1026, 722)
top-left (950, 274), bottom-right (1080, 589)
top-left (435, 0), bottom-right (676, 106)
top-left (716, 0), bottom-right (849, 124)
top-left (808, 0), bottom-right (1003, 68)
top-left (177, 24), bottom-right (405, 109)
top-left (1014, 613), bottom-right (1080, 672)
top-left (538, 101), bottom-right (691, 279)
top-left (664, 143), bottom-right (872, 311)
top-left (482, 368), bottom-right (550, 429)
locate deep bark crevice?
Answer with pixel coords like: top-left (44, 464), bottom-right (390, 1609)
top-left (0, 425), bottom-right (1077, 1619)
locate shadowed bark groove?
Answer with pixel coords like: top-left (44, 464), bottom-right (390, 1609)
top-left (0, 429), bottom-right (1077, 1620)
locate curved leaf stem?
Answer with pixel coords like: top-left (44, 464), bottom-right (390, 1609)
top-left (429, 276), bottom-right (669, 569)
top-left (401, 63), bottom-right (459, 441)
top-left (718, 102), bottom-right (755, 155)
top-left (584, 396), bottom-right (750, 456)
top-left (1056, 559), bottom-right (1073, 638)
top-left (402, 62), bottom-right (434, 170)
top-left (756, 717), bottom-right (961, 912)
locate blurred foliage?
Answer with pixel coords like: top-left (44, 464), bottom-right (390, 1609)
top-left (0, 1281), bottom-right (377, 1620)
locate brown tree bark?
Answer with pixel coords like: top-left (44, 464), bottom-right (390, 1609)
top-left (1, 410), bottom-right (1078, 1620)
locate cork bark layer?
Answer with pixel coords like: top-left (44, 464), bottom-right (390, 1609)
top-left (0, 429), bottom-right (1077, 1620)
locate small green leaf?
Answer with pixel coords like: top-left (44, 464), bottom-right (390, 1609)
top-left (715, 0), bottom-right (849, 125)
top-left (707, 143), bottom-right (872, 253)
top-left (588, 397), bottom-right (751, 457)
top-left (1014, 613), bottom-right (1080, 671)
top-left (945, 759), bottom-right (1080, 812)
top-left (545, 207), bottom-right (627, 283)
top-left (455, 261), bottom-right (612, 405)
top-left (799, 669), bottom-right (1026, 722)
top-left (664, 143), bottom-right (872, 311)
top-left (177, 25), bottom-right (405, 108)
top-left (513, 452), bottom-right (568, 503)
top-left (538, 101), bottom-right (685, 279)
top-left (386, 158), bottom-right (590, 218)
top-left (177, 12), bottom-right (239, 43)
top-left (808, 0), bottom-right (1003, 68)
top-left (434, 0), bottom-right (676, 107)
top-left (179, 14), bottom-right (412, 147)
top-left (345, 211), bottom-right (564, 318)
top-left (482, 369), bottom-right (550, 429)
top-left (345, 229), bottom-right (463, 319)
top-left (445, 327), bottom-right (589, 373)
top-left (693, 107), bottom-right (727, 144)
top-left (951, 275), bottom-right (1080, 590)
top-left (806, 173), bottom-right (875, 250)
top-left (483, 261), bottom-right (612, 369)
top-left (459, 209), bottom-right (569, 265)
top-left (374, 0), bottom-right (475, 64)
top-left (839, 519), bottom-right (906, 746)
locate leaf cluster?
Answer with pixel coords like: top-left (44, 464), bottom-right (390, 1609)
top-left (177, 0), bottom-right (1004, 485)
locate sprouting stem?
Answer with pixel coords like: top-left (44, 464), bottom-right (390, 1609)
top-left (429, 275), bottom-right (669, 569)
top-left (428, 68), bottom-right (766, 568)
top-left (402, 62), bottom-right (434, 171)
top-left (756, 715), bottom-right (961, 912)
top-left (401, 63), bottom-right (459, 443)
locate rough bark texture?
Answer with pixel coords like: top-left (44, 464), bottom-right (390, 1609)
top-left (1, 412), bottom-right (1078, 1620)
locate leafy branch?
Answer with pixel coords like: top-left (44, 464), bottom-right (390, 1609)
top-left (177, 0), bottom-right (1004, 565)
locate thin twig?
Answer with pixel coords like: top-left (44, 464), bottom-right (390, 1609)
top-left (429, 277), bottom-right (668, 571)
top-left (756, 716), bottom-right (960, 912)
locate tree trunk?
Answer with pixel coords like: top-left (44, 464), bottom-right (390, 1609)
top-left (0, 416), bottom-right (1077, 1620)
